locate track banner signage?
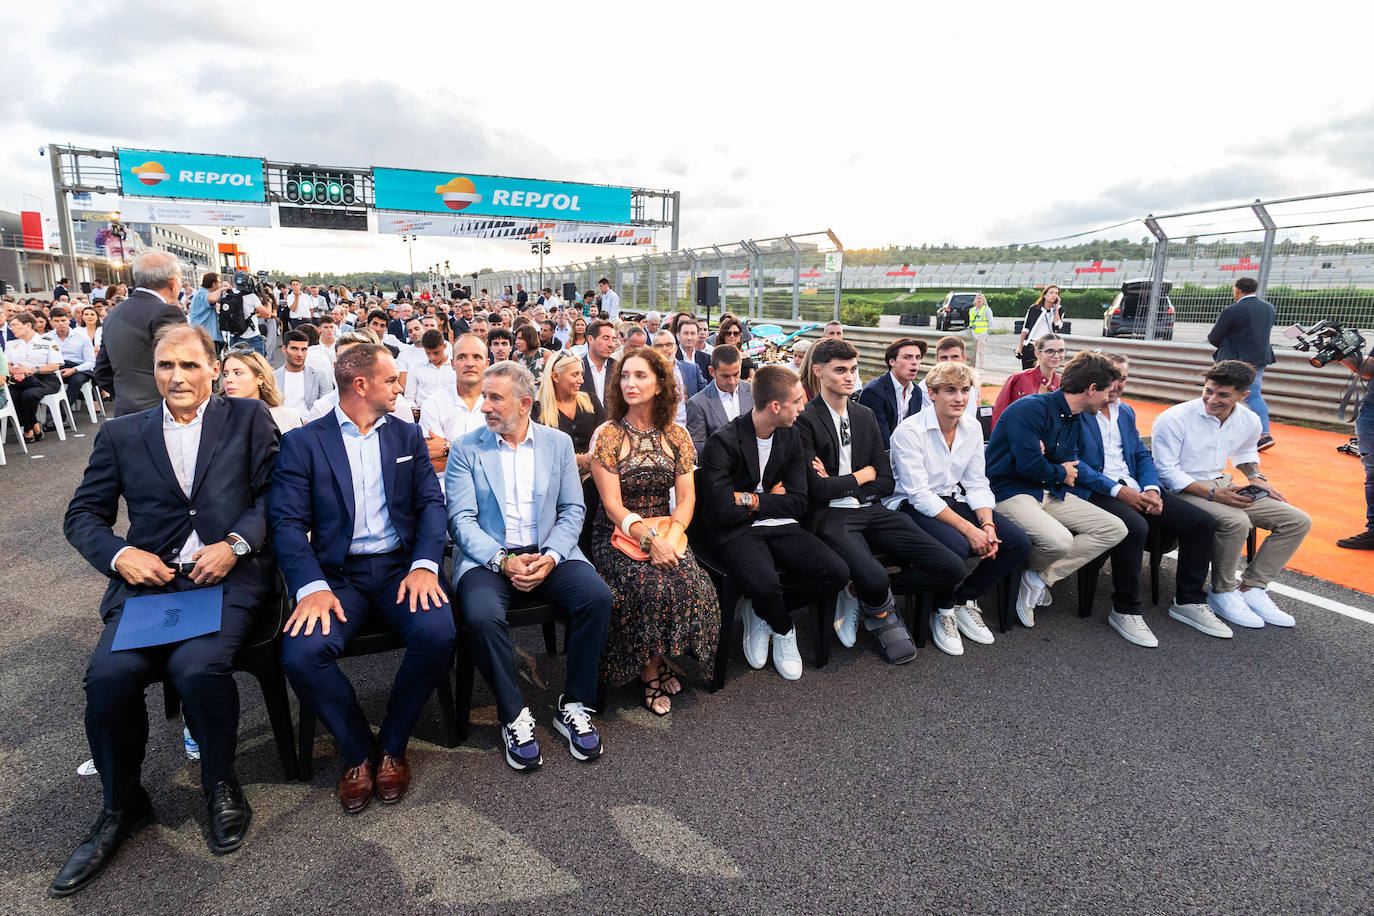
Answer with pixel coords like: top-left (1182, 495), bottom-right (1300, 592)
top-left (116, 198), bottom-right (273, 228)
top-left (117, 148), bottom-right (266, 203)
top-left (373, 168), bottom-right (632, 224)
top-left (376, 212), bottom-right (652, 245)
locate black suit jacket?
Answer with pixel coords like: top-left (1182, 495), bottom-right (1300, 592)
top-left (857, 372), bottom-right (924, 447)
top-left (699, 412), bottom-right (810, 544)
top-left (580, 354), bottom-right (615, 414)
top-left (796, 397), bottom-right (893, 527)
top-left (92, 290), bottom-right (187, 416)
top-left (677, 346), bottom-right (711, 377)
top-left (64, 395), bottom-right (280, 619)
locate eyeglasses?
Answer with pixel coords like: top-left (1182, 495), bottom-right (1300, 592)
top-left (1040, 348), bottom-right (1067, 356)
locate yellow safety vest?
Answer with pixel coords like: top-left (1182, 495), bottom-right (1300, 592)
top-left (969, 304), bottom-right (990, 334)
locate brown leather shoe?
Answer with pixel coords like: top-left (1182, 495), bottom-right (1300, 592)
top-left (337, 761), bottom-right (374, 814)
top-left (376, 754), bottom-right (411, 805)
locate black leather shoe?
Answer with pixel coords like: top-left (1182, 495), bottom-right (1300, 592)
top-left (205, 779), bottom-right (252, 854)
top-left (50, 791), bottom-right (154, 897)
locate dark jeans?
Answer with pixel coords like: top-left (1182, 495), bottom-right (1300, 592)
top-left (62, 365), bottom-right (92, 406)
top-left (901, 499), bottom-right (1032, 608)
top-left (814, 503), bottom-right (966, 608)
top-left (457, 557), bottom-right (611, 725)
top-left (84, 578), bottom-right (261, 810)
top-left (12, 372), bottom-right (59, 429)
top-left (1359, 401), bottom-right (1374, 531)
top-left (1088, 489), bottom-right (1218, 610)
top-left (718, 524), bottom-right (849, 634)
top-left (280, 552), bottom-right (456, 767)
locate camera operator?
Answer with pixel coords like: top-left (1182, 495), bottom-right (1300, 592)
top-left (1336, 348), bottom-right (1374, 550)
top-left (219, 273), bottom-right (272, 357)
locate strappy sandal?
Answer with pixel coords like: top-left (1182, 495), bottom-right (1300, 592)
top-left (657, 659), bottom-right (682, 696)
top-left (641, 674), bottom-right (671, 716)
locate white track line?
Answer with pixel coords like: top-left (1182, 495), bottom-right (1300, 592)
top-left (1159, 549), bottom-right (1374, 624)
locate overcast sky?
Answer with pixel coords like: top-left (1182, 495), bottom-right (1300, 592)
top-left (5, 0), bottom-right (1373, 275)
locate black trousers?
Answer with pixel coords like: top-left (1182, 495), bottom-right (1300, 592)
top-left (84, 578), bottom-right (262, 811)
top-left (12, 372), bottom-right (59, 428)
top-left (63, 365), bottom-right (92, 406)
top-left (814, 503), bottom-right (965, 608)
top-left (1088, 490), bottom-right (1218, 611)
top-left (718, 524), bottom-right (849, 634)
top-left (902, 499), bottom-right (1034, 607)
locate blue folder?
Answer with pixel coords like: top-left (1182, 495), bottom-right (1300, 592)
top-left (111, 585), bottom-right (224, 651)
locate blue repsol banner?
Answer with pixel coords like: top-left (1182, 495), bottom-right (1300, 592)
top-left (117, 149), bottom-right (266, 203)
top-left (373, 168), bottom-right (632, 224)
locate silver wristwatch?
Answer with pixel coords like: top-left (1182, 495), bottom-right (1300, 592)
top-left (487, 549), bottom-right (508, 573)
top-left (227, 534), bottom-right (251, 557)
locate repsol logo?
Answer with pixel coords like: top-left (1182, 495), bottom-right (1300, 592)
top-left (177, 171), bottom-right (257, 187)
top-left (490, 189), bottom-right (581, 212)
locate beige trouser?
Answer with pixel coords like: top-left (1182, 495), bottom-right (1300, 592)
top-left (994, 492), bottom-right (1128, 586)
top-left (973, 334), bottom-right (987, 371)
top-left (1175, 477), bottom-right (1312, 592)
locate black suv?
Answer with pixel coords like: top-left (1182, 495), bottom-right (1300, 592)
top-left (1102, 279), bottom-right (1175, 339)
top-left (934, 291), bottom-right (978, 331)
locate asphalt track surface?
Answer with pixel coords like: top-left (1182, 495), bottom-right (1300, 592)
top-left (3, 424), bottom-right (1373, 915)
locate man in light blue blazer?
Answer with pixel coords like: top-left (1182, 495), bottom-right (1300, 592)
top-left (445, 361), bottom-right (611, 772)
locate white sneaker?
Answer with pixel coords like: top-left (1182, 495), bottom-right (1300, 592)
top-left (833, 587), bottom-right (860, 648)
top-left (930, 610), bottom-right (964, 656)
top-left (771, 628), bottom-right (803, 680)
top-left (1207, 589), bottom-right (1265, 628)
top-left (1241, 588), bottom-right (1296, 627)
top-left (1108, 610), bottom-right (1159, 648)
top-left (1168, 602), bottom-right (1234, 638)
top-left (740, 598), bottom-right (770, 669)
top-left (1016, 570), bottom-right (1046, 627)
top-left (954, 602), bottom-right (995, 645)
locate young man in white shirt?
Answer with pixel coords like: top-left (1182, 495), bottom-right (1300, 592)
top-left (1151, 360), bottom-right (1311, 628)
top-left (48, 305), bottom-right (97, 405)
top-left (284, 279), bottom-right (315, 329)
top-left (406, 330), bottom-right (456, 411)
top-left (888, 360), bottom-right (1032, 655)
top-left (597, 278), bottom-right (620, 321)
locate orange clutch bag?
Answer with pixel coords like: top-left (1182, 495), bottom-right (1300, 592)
top-left (611, 517), bottom-right (688, 561)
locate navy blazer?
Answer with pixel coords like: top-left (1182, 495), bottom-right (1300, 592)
top-left (857, 372), bottom-right (925, 446)
top-left (268, 407), bottom-right (446, 594)
top-left (1071, 401), bottom-right (1161, 499)
top-left (1207, 295), bottom-right (1276, 367)
top-left (676, 358), bottom-right (705, 398)
top-left (64, 395), bottom-right (280, 618)
top-left (677, 346), bottom-right (711, 378)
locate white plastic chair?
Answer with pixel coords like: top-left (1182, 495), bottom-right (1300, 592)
top-left (79, 380), bottom-right (103, 423)
top-left (0, 396), bottom-right (27, 462)
top-left (37, 386), bottom-right (77, 441)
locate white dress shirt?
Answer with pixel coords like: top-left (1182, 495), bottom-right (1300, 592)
top-left (718, 386), bottom-right (740, 422)
top-left (420, 389), bottom-right (486, 444)
top-left (1094, 402), bottom-right (1158, 496)
top-left (825, 402), bottom-right (862, 509)
top-left (586, 356), bottom-right (609, 405)
top-left (885, 404), bottom-right (995, 516)
top-left (406, 360), bottom-right (456, 408)
top-left (1150, 397), bottom-right (1262, 491)
top-left (296, 406), bottom-right (437, 601)
top-left (888, 371), bottom-right (916, 418)
top-left (600, 288), bottom-right (621, 320)
top-left (498, 422), bottom-right (539, 548)
top-left (305, 344), bottom-right (334, 376)
top-left (286, 291), bottom-right (316, 320)
top-left (5, 334), bottom-right (62, 370)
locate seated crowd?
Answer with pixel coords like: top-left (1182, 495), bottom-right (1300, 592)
top-left (41, 252), bottom-right (1313, 898)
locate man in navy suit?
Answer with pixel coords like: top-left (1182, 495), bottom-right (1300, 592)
top-left (57, 325), bottom-right (278, 895)
top-left (269, 342), bottom-right (454, 815)
top-left (674, 316), bottom-right (711, 378)
top-left (858, 337), bottom-right (927, 446)
top-left (446, 361), bottom-right (611, 771)
top-left (1073, 353), bottom-right (1220, 646)
top-left (1207, 276), bottom-right (1277, 450)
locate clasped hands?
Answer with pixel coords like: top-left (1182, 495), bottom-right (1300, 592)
top-left (113, 542), bottom-right (238, 588)
top-left (503, 553), bottom-right (557, 592)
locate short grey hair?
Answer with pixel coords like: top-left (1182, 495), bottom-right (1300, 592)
top-left (131, 250), bottom-right (182, 290)
top-left (645, 311), bottom-right (661, 322)
top-left (484, 360), bottom-right (536, 402)
top-left (652, 329), bottom-right (675, 346)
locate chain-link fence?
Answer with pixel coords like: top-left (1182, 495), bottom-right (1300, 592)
top-left (474, 231), bottom-right (845, 324)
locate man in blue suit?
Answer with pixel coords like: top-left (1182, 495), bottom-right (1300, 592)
top-left (858, 337), bottom-right (927, 446)
top-left (446, 361), bottom-right (611, 772)
top-left (269, 342), bottom-right (454, 815)
top-left (56, 325), bottom-right (277, 895)
top-left (1073, 354), bottom-right (1221, 646)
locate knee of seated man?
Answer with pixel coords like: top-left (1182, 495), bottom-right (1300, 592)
top-left (408, 610), bottom-right (457, 653)
top-left (280, 631), bottom-right (341, 676)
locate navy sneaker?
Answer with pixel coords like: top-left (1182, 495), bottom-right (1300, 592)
top-left (552, 695), bottom-right (602, 762)
top-left (502, 707), bottom-right (542, 771)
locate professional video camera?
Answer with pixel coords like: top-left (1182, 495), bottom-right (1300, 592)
top-left (217, 270), bottom-right (274, 337)
top-left (1284, 319), bottom-right (1366, 368)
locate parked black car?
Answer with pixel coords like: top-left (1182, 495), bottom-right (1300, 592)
top-left (935, 291), bottom-right (978, 331)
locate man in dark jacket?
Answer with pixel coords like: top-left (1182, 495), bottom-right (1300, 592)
top-left (1207, 276), bottom-right (1276, 450)
top-left (93, 251), bottom-right (188, 416)
top-left (699, 365), bottom-right (848, 681)
top-left (796, 339), bottom-right (961, 663)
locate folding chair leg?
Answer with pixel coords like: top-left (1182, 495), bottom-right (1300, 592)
top-left (297, 701), bottom-right (317, 781)
top-left (455, 639), bottom-right (477, 744)
top-left (434, 654), bottom-right (459, 748)
top-left (709, 576), bottom-right (738, 693)
top-left (251, 663), bottom-right (300, 781)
